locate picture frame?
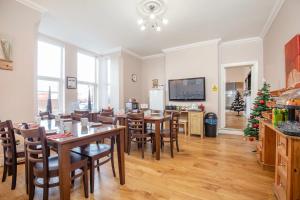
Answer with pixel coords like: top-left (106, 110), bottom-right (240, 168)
top-left (67, 77), bottom-right (77, 89)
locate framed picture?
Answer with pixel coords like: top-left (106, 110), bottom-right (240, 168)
top-left (67, 77), bottom-right (77, 89)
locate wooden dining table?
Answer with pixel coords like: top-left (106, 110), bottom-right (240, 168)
top-left (16, 119), bottom-right (126, 200)
top-left (116, 114), bottom-right (170, 160)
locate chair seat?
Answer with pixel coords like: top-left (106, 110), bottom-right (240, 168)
top-left (72, 144), bottom-right (111, 158)
top-left (34, 152), bottom-right (86, 177)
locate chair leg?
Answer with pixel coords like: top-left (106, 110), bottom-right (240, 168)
top-left (28, 165), bottom-right (35, 200)
top-left (127, 137), bottom-right (131, 155)
top-left (83, 166), bottom-right (89, 198)
top-left (2, 162), bottom-right (7, 182)
top-left (11, 162), bottom-right (17, 190)
top-left (170, 137), bottom-right (174, 158)
top-left (152, 136), bottom-right (155, 154)
top-left (71, 171), bottom-right (75, 186)
top-left (141, 139), bottom-right (145, 159)
top-left (111, 141), bottom-right (116, 177)
top-left (43, 185), bottom-right (49, 200)
top-left (90, 160), bottom-right (94, 193)
top-left (176, 135), bottom-right (180, 152)
top-left (96, 160), bottom-right (100, 171)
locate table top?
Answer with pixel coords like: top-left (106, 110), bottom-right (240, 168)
top-left (116, 114), bottom-right (170, 121)
top-left (16, 119), bottom-right (126, 144)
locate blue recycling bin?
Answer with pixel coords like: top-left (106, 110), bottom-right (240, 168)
top-left (205, 113), bottom-right (217, 137)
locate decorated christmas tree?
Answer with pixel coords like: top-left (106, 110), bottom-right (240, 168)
top-left (244, 82), bottom-right (272, 138)
top-left (231, 90), bottom-right (245, 116)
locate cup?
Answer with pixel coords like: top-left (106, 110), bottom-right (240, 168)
top-left (81, 118), bottom-right (89, 127)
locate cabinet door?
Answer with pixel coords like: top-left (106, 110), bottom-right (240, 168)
top-left (189, 112), bottom-right (203, 136)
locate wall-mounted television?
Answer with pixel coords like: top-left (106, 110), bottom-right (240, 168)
top-left (168, 77), bottom-right (206, 101)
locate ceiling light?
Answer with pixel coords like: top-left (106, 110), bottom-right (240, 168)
top-left (162, 18), bottom-right (168, 25)
top-left (136, 0), bottom-right (168, 32)
top-left (137, 18), bottom-right (144, 25)
top-left (140, 25), bottom-right (146, 31)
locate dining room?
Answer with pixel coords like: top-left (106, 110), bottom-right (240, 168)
top-left (2, 0), bottom-right (299, 199)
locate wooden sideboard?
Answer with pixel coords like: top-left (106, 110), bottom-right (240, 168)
top-left (165, 110), bottom-right (205, 138)
top-left (258, 119), bottom-right (300, 200)
top-left (257, 119), bottom-right (276, 170)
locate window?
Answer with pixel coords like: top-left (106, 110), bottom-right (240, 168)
top-left (77, 52), bottom-right (98, 110)
top-left (37, 40), bottom-right (64, 114)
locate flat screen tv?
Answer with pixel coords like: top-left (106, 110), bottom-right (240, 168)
top-left (168, 77), bottom-right (206, 101)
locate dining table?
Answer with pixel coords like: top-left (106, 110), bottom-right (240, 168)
top-left (116, 114), bottom-right (171, 160)
top-left (16, 119), bottom-right (126, 200)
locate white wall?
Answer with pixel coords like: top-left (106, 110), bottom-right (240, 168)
top-left (264, 0), bottom-right (300, 90)
top-left (141, 56), bottom-right (165, 103)
top-left (164, 41), bottom-right (220, 114)
top-left (0, 0), bottom-right (41, 122)
top-left (122, 51), bottom-right (143, 104)
top-left (226, 66), bottom-right (251, 83)
top-left (220, 38), bottom-right (264, 88)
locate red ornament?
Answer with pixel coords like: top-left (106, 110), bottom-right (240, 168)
top-left (254, 104), bottom-right (258, 109)
top-left (252, 123), bottom-right (259, 129)
top-left (260, 100), bottom-right (265, 105)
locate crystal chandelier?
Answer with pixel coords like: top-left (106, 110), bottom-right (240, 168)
top-left (136, 0), bottom-right (168, 32)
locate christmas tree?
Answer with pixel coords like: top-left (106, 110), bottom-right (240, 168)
top-left (231, 90), bottom-right (245, 116)
top-left (244, 82), bottom-right (272, 138)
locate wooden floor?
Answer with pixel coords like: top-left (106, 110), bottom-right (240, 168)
top-left (225, 110), bottom-right (247, 130)
top-left (0, 134), bottom-right (276, 200)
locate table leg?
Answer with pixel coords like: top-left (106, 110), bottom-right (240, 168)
top-left (155, 121), bottom-right (161, 160)
top-left (58, 144), bottom-right (71, 200)
top-left (116, 129), bottom-right (125, 185)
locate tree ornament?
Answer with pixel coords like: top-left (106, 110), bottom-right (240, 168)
top-left (260, 100), bottom-right (265, 105)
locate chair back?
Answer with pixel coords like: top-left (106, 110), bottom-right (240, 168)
top-left (0, 120), bottom-right (17, 164)
top-left (39, 111), bottom-right (50, 120)
top-left (170, 112), bottom-right (180, 136)
top-left (127, 112), bottom-right (144, 135)
top-left (101, 108), bottom-right (114, 117)
top-left (98, 116), bottom-right (117, 125)
top-left (20, 127), bottom-right (49, 176)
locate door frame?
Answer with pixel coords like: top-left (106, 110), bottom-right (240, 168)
top-left (219, 61), bottom-right (258, 134)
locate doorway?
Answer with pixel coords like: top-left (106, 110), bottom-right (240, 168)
top-left (220, 62), bottom-right (258, 134)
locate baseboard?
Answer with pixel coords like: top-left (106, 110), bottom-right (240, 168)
top-left (218, 128), bottom-right (244, 135)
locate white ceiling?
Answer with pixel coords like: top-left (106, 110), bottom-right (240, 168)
top-left (30, 0), bottom-right (277, 56)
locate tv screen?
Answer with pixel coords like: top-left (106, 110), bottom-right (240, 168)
top-left (168, 77), bottom-right (206, 101)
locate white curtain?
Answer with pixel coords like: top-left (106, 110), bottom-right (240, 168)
top-left (99, 54), bottom-right (120, 112)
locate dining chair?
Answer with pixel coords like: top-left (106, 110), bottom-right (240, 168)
top-left (21, 127), bottom-right (89, 200)
top-left (100, 108), bottom-right (114, 117)
top-left (0, 120), bottom-right (25, 190)
top-left (161, 112), bottom-right (180, 158)
top-left (72, 116), bottom-right (117, 193)
top-left (127, 112), bottom-right (154, 159)
top-left (71, 110), bottom-right (90, 121)
top-left (39, 111), bottom-right (54, 120)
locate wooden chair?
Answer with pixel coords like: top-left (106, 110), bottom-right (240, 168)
top-left (39, 111), bottom-right (54, 120)
top-left (127, 112), bottom-right (154, 159)
top-left (100, 108), bottom-right (114, 117)
top-left (21, 127), bottom-right (89, 200)
top-left (161, 112), bottom-right (180, 158)
top-left (0, 120), bottom-right (25, 190)
top-left (71, 110), bottom-right (90, 121)
top-left (72, 116), bottom-right (117, 193)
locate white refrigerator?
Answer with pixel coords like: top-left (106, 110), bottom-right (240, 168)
top-left (149, 89), bottom-right (165, 111)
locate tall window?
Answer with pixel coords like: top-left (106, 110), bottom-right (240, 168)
top-left (77, 52), bottom-right (98, 110)
top-left (37, 40), bottom-right (64, 114)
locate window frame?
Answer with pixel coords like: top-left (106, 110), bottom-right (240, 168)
top-left (77, 51), bottom-right (98, 110)
top-left (36, 38), bottom-right (65, 114)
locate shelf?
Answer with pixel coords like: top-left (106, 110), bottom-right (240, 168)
top-left (0, 59), bottom-right (13, 70)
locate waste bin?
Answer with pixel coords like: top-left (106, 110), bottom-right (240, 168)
top-left (205, 113), bottom-right (217, 137)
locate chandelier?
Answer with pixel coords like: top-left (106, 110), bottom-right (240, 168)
top-left (136, 0), bottom-right (168, 32)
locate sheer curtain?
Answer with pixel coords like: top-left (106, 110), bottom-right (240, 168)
top-left (99, 54), bottom-right (121, 112)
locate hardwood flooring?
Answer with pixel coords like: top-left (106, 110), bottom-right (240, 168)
top-left (225, 110), bottom-right (247, 130)
top-left (0, 134), bottom-right (275, 200)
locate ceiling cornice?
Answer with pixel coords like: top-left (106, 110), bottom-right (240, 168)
top-left (122, 48), bottom-right (142, 59)
top-left (142, 53), bottom-right (165, 60)
top-left (162, 38), bottom-right (222, 53)
top-left (220, 37), bottom-right (262, 47)
top-left (101, 46), bottom-right (122, 55)
top-left (15, 0), bottom-right (48, 13)
top-left (260, 0), bottom-right (286, 38)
